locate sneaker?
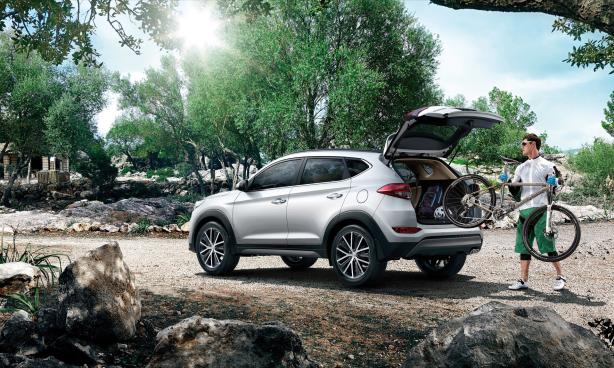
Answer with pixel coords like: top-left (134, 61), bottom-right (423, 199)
top-left (508, 279), bottom-right (529, 290)
top-left (553, 276), bottom-right (566, 291)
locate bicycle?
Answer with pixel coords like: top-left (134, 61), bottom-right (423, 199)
top-left (442, 156), bottom-right (581, 262)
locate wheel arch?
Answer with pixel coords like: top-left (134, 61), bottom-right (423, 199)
top-left (323, 210), bottom-right (389, 264)
top-left (190, 209), bottom-right (237, 252)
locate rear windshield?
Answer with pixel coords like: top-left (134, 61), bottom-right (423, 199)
top-left (391, 161), bottom-right (418, 185)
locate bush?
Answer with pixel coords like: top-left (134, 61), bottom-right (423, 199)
top-left (568, 138), bottom-right (614, 197)
top-left (176, 162), bottom-right (192, 178)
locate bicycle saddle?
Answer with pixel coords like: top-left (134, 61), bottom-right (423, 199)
top-left (500, 156), bottom-right (521, 165)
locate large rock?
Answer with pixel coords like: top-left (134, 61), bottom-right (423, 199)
top-left (405, 302), bottom-right (614, 368)
top-left (0, 311), bottom-right (42, 356)
top-left (57, 242), bottom-right (141, 342)
top-left (0, 262), bottom-right (42, 295)
top-left (147, 317), bottom-right (319, 368)
top-left (0, 353), bottom-right (75, 368)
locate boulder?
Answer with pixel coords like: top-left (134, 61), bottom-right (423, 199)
top-left (404, 302), bottom-right (614, 368)
top-left (0, 311), bottom-right (42, 356)
top-left (67, 223), bottom-right (90, 233)
top-left (0, 353), bottom-right (75, 368)
top-left (0, 262), bottom-right (42, 295)
top-left (57, 242), bottom-right (141, 342)
top-left (147, 317), bottom-right (319, 368)
top-left (99, 224), bottom-right (119, 233)
top-left (180, 221), bottom-right (191, 232)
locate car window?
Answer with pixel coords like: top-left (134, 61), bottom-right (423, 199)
top-left (250, 159), bottom-right (301, 190)
top-left (346, 159), bottom-right (369, 177)
top-left (300, 158), bottom-right (347, 185)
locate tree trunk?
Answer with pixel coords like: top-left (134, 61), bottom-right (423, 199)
top-left (431, 0), bottom-right (614, 35)
top-left (1, 156), bottom-right (29, 207)
top-left (124, 151), bottom-right (138, 170)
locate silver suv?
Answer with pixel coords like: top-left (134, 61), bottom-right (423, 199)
top-left (188, 106), bottom-right (502, 286)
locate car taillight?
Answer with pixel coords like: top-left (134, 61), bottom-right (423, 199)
top-left (377, 183), bottom-right (411, 200)
top-left (392, 226), bottom-right (422, 234)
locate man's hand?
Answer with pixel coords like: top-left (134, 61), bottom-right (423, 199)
top-left (546, 175), bottom-right (557, 186)
top-left (498, 172), bottom-right (509, 182)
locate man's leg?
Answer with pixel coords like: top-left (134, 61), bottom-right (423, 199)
top-left (509, 210), bottom-right (534, 290)
top-left (534, 211), bottom-right (566, 289)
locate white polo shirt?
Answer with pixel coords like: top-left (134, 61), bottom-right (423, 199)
top-left (512, 155), bottom-right (556, 210)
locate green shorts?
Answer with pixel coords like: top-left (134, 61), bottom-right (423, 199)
top-left (515, 207), bottom-right (555, 254)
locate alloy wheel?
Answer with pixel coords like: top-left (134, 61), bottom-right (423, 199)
top-left (335, 231), bottom-right (371, 279)
top-left (199, 227), bottom-right (225, 269)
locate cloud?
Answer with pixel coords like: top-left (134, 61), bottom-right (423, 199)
top-left (95, 92), bottom-right (120, 136)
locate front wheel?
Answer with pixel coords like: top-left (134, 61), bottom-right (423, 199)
top-left (196, 222), bottom-right (240, 275)
top-left (443, 174), bottom-right (496, 228)
top-left (331, 225), bottom-right (387, 287)
top-left (281, 256), bottom-right (318, 269)
top-left (522, 204), bottom-right (581, 262)
top-left (415, 254), bottom-right (466, 278)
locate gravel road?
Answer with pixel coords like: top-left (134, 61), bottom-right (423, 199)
top-left (14, 221), bottom-right (614, 367)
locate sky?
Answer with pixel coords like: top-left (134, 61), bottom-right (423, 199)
top-left (93, 0), bottom-right (614, 150)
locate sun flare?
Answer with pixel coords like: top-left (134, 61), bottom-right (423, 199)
top-left (175, 4), bottom-right (223, 49)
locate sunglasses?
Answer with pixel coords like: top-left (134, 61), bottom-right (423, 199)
top-left (521, 141), bottom-right (533, 146)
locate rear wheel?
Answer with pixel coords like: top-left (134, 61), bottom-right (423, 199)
top-left (443, 174), bottom-right (496, 228)
top-left (415, 253), bottom-right (467, 278)
top-left (331, 225), bottom-right (387, 287)
top-left (280, 256), bottom-right (318, 269)
top-left (196, 222), bottom-right (240, 275)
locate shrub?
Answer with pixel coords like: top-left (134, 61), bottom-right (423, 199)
top-left (569, 138), bottom-right (614, 197)
top-left (131, 218), bottom-right (151, 234)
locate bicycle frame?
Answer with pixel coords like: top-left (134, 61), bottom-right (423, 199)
top-left (464, 161), bottom-right (556, 233)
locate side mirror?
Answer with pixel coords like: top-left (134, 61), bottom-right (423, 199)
top-left (236, 179), bottom-right (248, 191)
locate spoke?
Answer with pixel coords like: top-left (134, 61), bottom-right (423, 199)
top-left (356, 257), bottom-right (369, 266)
top-left (337, 248), bottom-right (351, 256)
top-left (342, 258), bottom-right (353, 274)
top-left (355, 246), bottom-right (369, 253)
top-left (214, 231), bottom-right (220, 245)
top-left (350, 259), bottom-right (355, 278)
top-left (205, 251), bottom-right (213, 267)
top-left (350, 232), bottom-right (354, 251)
top-left (337, 253), bottom-right (351, 261)
top-left (204, 231), bottom-right (212, 246)
top-left (342, 236), bottom-right (351, 250)
top-left (213, 240), bottom-right (225, 247)
top-left (355, 259), bottom-right (364, 274)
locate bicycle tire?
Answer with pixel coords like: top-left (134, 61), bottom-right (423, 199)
top-left (443, 174), bottom-right (496, 228)
top-left (521, 204), bottom-right (581, 262)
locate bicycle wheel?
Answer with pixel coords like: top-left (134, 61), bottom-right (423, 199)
top-left (522, 204), bottom-right (581, 262)
top-left (443, 174), bottom-right (496, 228)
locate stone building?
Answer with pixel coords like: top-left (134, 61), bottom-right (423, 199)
top-left (0, 143), bottom-right (70, 181)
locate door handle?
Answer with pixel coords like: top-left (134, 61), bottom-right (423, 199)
top-left (271, 198), bottom-right (287, 204)
top-left (326, 193), bottom-right (343, 199)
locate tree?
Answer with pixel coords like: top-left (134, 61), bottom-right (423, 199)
top-left (602, 91), bottom-right (614, 137)
top-left (431, 0), bottom-right (614, 35)
top-left (452, 87), bottom-right (558, 165)
top-left (0, 36), bottom-right (112, 205)
top-left (1, 0), bottom-right (178, 65)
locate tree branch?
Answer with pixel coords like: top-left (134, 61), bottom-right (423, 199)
top-left (431, 0), bottom-right (614, 35)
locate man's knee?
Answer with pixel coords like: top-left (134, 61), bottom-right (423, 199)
top-left (520, 251), bottom-right (557, 261)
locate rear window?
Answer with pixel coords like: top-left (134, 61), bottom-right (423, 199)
top-left (346, 159), bottom-right (369, 177)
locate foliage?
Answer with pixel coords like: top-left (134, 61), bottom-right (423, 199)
top-left (449, 87), bottom-right (558, 165)
top-left (552, 18), bottom-right (614, 75)
top-left (0, 287), bottom-right (45, 315)
top-left (0, 0), bottom-right (178, 65)
top-left (131, 218), bottom-right (151, 234)
top-left (602, 91), bottom-right (614, 137)
top-left (176, 214), bottom-right (191, 227)
top-left (0, 229), bottom-right (69, 286)
top-left (568, 138), bottom-right (614, 197)
top-left (72, 139), bottom-right (118, 191)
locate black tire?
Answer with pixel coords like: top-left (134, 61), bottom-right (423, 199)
top-left (522, 204), bottom-right (581, 262)
top-left (331, 225), bottom-right (387, 287)
top-left (281, 256), bottom-right (318, 269)
top-left (196, 221), bottom-right (240, 275)
top-left (414, 253), bottom-right (466, 278)
top-left (443, 174), bottom-right (496, 228)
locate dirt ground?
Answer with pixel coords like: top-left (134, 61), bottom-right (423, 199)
top-left (12, 221), bottom-right (614, 367)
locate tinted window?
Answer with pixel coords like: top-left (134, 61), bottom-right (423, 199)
top-left (392, 161), bottom-right (418, 185)
top-left (300, 158), bottom-right (346, 184)
top-left (346, 159), bottom-right (369, 177)
top-left (250, 160), bottom-right (301, 190)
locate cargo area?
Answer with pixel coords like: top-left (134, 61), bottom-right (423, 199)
top-left (391, 158), bottom-right (457, 225)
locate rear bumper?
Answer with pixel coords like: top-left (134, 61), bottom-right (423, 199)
top-left (378, 233), bottom-right (483, 261)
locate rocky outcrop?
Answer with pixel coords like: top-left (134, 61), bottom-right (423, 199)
top-left (57, 241), bottom-right (141, 342)
top-left (404, 302), bottom-right (614, 368)
top-left (0, 262), bottom-right (43, 295)
top-left (147, 317), bottom-right (319, 368)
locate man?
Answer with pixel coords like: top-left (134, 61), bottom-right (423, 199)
top-left (499, 133), bottom-right (566, 291)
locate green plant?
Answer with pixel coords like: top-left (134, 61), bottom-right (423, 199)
top-left (176, 214), bottom-right (191, 227)
top-left (0, 228), bottom-right (69, 286)
top-left (569, 138), bottom-right (614, 197)
top-left (120, 167), bottom-right (132, 175)
top-left (131, 218), bottom-right (151, 234)
top-left (0, 287), bottom-right (45, 315)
